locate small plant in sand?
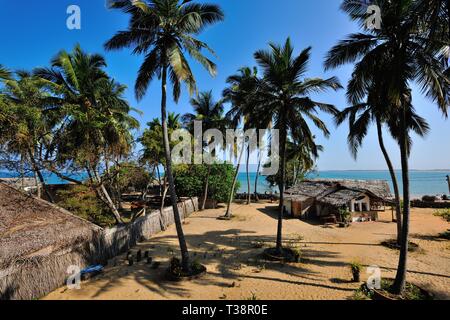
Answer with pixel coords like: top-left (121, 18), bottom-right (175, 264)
top-left (246, 292), bottom-right (259, 300)
top-left (349, 261), bottom-right (363, 282)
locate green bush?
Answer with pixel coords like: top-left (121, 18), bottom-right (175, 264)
top-left (57, 185), bottom-right (116, 228)
top-left (434, 209), bottom-right (450, 222)
top-left (174, 163), bottom-right (239, 203)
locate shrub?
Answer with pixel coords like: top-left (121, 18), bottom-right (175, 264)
top-left (57, 185), bottom-right (116, 227)
top-left (422, 195), bottom-right (437, 202)
top-left (174, 163), bottom-right (239, 203)
top-left (434, 209), bottom-right (450, 222)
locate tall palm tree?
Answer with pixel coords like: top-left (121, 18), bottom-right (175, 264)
top-left (182, 90), bottom-right (225, 210)
top-left (251, 38), bottom-right (342, 255)
top-left (325, 0), bottom-right (448, 293)
top-left (335, 75), bottom-right (430, 244)
top-left (105, 0), bottom-right (224, 272)
top-left (35, 45), bottom-right (139, 224)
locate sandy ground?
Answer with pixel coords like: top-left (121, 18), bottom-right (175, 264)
top-left (44, 203), bottom-right (450, 300)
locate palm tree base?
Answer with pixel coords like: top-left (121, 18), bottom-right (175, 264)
top-left (358, 279), bottom-right (433, 300)
top-left (217, 215), bottom-right (233, 221)
top-left (263, 247), bottom-right (300, 263)
top-left (165, 264), bottom-right (207, 282)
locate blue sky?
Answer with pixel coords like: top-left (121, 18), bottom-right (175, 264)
top-left (0, 0), bottom-right (448, 170)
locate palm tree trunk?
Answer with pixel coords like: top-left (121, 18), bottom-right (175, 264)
top-left (376, 120), bottom-right (402, 244)
top-left (91, 167), bottom-right (124, 224)
top-left (224, 141), bottom-right (245, 218)
top-left (161, 65), bottom-right (190, 272)
top-left (201, 164), bottom-right (211, 210)
top-left (160, 177), bottom-right (169, 231)
top-left (34, 171), bottom-right (41, 199)
top-left (246, 145), bottom-right (251, 205)
top-left (156, 165), bottom-right (163, 196)
top-left (393, 108), bottom-right (411, 294)
top-left (276, 128), bottom-right (287, 253)
top-left (254, 156), bottom-right (261, 202)
top-left (28, 149), bottom-right (54, 203)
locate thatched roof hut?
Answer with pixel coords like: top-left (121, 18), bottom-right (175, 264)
top-left (284, 179), bottom-right (393, 220)
top-left (0, 182), bottom-right (102, 300)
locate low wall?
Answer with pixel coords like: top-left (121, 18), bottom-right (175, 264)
top-left (100, 197), bottom-right (199, 260)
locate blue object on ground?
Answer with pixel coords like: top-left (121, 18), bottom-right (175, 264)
top-left (81, 265), bottom-right (104, 275)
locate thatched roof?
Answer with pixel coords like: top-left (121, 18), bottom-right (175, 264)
top-left (285, 181), bottom-right (335, 198)
top-left (286, 179), bottom-right (392, 201)
top-left (0, 182), bottom-right (102, 270)
top-left (318, 189), bottom-right (366, 207)
top-left (311, 179), bottom-right (392, 200)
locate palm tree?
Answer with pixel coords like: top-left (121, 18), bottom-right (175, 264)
top-left (182, 90), bottom-right (225, 210)
top-left (0, 71), bottom-right (55, 202)
top-left (0, 65), bottom-right (11, 81)
top-left (105, 0), bottom-right (224, 271)
top-left (334, 75), bottom-right (430, 244)
top-left (223, 67), bottom-right (259, 218)
top-left (35, 45), bottom-right (139, 224)
top-left (325, 0), bottom-right (448, 293)
top-left (251, 38), bottom-right (341, 255)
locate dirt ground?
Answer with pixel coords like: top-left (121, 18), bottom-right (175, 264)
top-left (44, 202), bottom-right (450, 300)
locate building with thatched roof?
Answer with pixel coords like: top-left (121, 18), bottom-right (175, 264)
top-left (0, 181), bottom-right (103, 300)
top-left (284, 179), bottom-right (393, 223)
top-left (0, 180), bottom-right (200, 300)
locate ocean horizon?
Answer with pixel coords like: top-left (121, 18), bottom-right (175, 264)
top-left (1, 169), bottom-right (449, 198)
top-left (237, 170), bottom-right (450, 197)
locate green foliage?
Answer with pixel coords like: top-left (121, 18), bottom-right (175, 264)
top-left (434, 209), bottom-right (450, 222)
top-left (174, 163), bottom-right (239, 203)
top-left (109, 162), bottom-right (153, 194)
top-left (57, 185), bottom-right (116, 228)
top-left (339, 208), bottom-right (352, 222)
top-left (350, 261), bottom-right (363, 273)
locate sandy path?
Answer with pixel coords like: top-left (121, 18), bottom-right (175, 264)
top-left (44, 203), bottom-right (450, 300)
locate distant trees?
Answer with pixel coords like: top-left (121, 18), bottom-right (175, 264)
top-left (182, 91), bottom-right (227, 210)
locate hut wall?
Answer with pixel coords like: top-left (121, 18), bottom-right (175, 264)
top-left (0, 197), bottom-right (198, 300)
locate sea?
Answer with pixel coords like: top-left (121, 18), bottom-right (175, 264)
top-left (1, 170), bottom-right (449, 198)
top-left (237, 170), bottom-right (450, 197)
